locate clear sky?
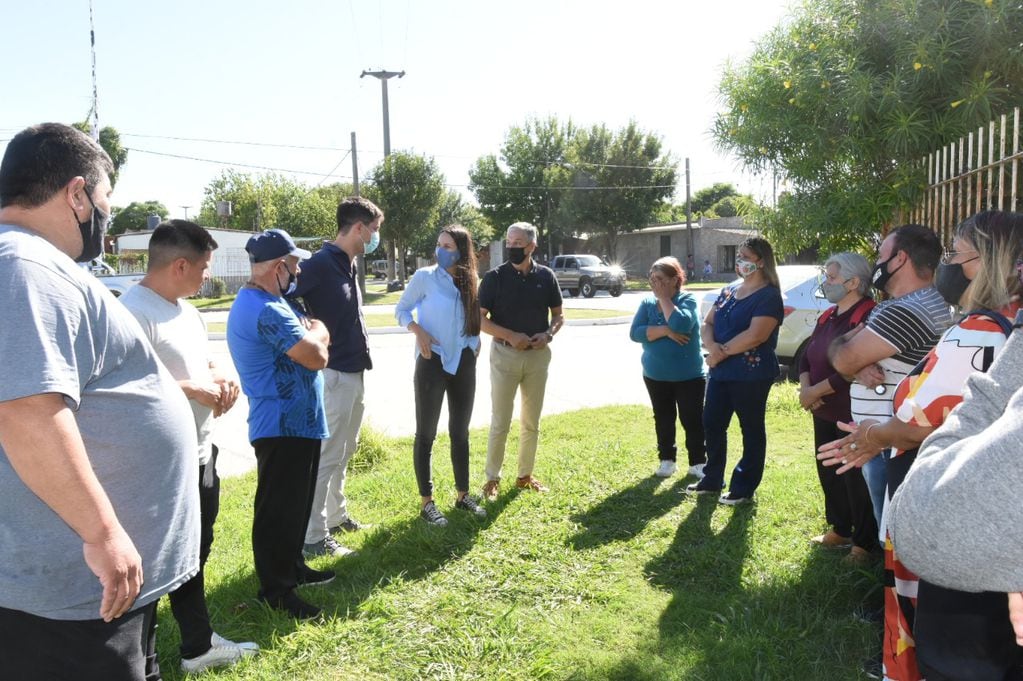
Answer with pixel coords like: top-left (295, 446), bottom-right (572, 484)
top-left (1, 0), bottom-right (793, 219)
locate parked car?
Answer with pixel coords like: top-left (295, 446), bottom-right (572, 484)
top-left (371, 259), bottom-right (388, 280)
top-left (699, 265), bottom-right (829, 379)
top-left (550, 254), bottom-right (627, 298)
top-left (83, 258), bottom-right (144, 297)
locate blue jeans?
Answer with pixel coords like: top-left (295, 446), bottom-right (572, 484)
top-left (701, 378), bottom-right (774, 498)
top-left (862, 449), bottom-right (888, 538)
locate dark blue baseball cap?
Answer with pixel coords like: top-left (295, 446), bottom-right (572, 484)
top-left (245, 229), bottom-right (312, 263)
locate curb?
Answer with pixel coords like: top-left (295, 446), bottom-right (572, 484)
top-left (207, 315), bottom-right (631, 341)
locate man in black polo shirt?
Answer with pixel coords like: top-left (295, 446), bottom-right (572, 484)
top-left (479, 221), bottom-right (564, 500)
top-left (292, 196), bottom-right (383, 557)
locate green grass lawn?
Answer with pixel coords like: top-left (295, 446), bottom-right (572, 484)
top-left (158, 387), bottom-right (880, 680)
top-left (206, 308), bottom-right (628, 334)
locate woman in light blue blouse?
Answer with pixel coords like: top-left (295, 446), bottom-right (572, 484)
top-left (630, 256), bottom-right (707, 479)
top-left (395, 225), bottom-right (485, 526)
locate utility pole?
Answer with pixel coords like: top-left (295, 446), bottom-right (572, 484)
top-left (361, 69), bottom-right (405, 282)
top-left (360, 70), bottom-right (405, 156)
top-left (351, 131), bottom-right (360, 197)
top-left (351, 131), bottom-right (367, 295)
top-left (88, 0), bottom-right (100, 140)
top-left (180, 205), bottom-right (191, 220)
top-left (684, 157), bottom-right (694, 258)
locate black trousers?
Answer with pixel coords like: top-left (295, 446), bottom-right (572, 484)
top-left (915, 581), bottom-right (1023, 681)
top-left (252, 437), bottom-right (320, 601)
top-left (168, 444), bottom-right (221, 659)
top-left (0, 601), bottom-right (159, 681)
top-left (413, 349), bottom-right (477, 498)
top-left (812, 416), bottom-right (878, 550)
top-left (642, 375), bottom-right (706, 466)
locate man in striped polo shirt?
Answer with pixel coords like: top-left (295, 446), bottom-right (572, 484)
top-left (829, 224), bottom-right (952, 532)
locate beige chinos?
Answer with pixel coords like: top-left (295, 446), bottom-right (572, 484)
top-left (485, 342), bottom-right (552, 481)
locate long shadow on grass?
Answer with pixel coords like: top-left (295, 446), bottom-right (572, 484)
top-left (590, 497), bottom-right (882, 681)
top-left (567, 476), bottom-right (689, 550)
top-left (200, 489), bottom-right (519, 638)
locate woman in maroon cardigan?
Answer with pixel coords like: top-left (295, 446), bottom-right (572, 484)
top-left (798, 252), bottom-right (878, 562)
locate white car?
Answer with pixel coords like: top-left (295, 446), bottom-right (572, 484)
top-left (699, 265), bottom-right (829, 379)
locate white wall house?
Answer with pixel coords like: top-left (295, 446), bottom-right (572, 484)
top-left (116, 228), bottom-right (260, 293)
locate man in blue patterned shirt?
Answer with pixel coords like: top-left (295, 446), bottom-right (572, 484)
top-left (227, 229), bottom-right (331, 620)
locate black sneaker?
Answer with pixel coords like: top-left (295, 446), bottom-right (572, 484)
top-left (420, 501), bottom-right (448, 526)
top-left (718, 492), bottom-right (754, 506)
top-left (686, 482), bottom-right (722, 495)
top-left (296, 566), bottom-right (335, 587)
top-left (862, 651), bottom-right (883, 679)
top-left (262, 592), bottom-right (322, 620)
top-left (455, 495), bottom-right (487, 517)
top-left (330, 518), bottom-right (370, 533)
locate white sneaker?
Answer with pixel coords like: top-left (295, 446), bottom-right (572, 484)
top-left (687, 463), bottom-right (706, 480)
top-left (655, 460), bottom-right (677, 478)
top-left (212, 632), bottom-right (259, 652)
top-left (181, 634), bottom-right (258, 673)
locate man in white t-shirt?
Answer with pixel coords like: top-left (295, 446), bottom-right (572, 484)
top-left (120, 220), bottom-right (257, 673)
top-left (829, 224), bottom-right (952, 532)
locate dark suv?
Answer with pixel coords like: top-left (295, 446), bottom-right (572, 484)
top-left (550, 254), bottom-right (626, 297)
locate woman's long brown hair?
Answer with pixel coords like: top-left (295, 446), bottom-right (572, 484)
top-left (441, 225), bottom-right (481, 336)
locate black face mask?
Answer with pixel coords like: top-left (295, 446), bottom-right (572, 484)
top-left (871, 253), bottom-right (905, 294)
top-left (507, 246), bottom-right (528, 265)
top-left (934, 261), bottom-right (974, 306)
top-left (276, 264), bottom-right (297, 297)
top-left (72, 191), bottom-right (110, 263)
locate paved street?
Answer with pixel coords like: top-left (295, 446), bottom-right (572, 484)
top-left (210, 290), bottom-right (653, 477)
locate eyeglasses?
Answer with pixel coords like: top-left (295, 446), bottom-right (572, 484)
top-left (941, 248), bottom-right (978, 265)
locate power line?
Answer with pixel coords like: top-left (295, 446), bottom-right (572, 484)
top-left (122, 132), bottom-right (350, 152)
top-left (127, 145), bottom-right (675, 192)
top-left (126, 146), bottom-right (355, 180)
top-left (315, 150), bottom-right (352, 187)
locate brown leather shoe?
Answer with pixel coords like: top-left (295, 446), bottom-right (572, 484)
top-left (515, 475), bottom-right (549, 492)
top-left (812, 530), bottom-right (852, 548)
top-left (482, 479), bottom-right (500, 501)
top-left (843, 545), bottom-right (874, 566)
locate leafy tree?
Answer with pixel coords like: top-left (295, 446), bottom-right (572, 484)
top-left (197, 171), bottom-right (344, 238)
top-left (561, 121), bottom-right (678, 259)
top-left (109, 200), bottom-right (168, 235)
top-left (72, 121), bottom-right (129, 185)
top-left (469, 116), bottom-right (575, 255)
top-left (408, 189), bottom-right (494, 259)
top-left (689, 183), bottom-right (740, 215)
top-left (366, 152), bottom-right (446, 283)
top-left (714, 0), bottom-right (1023, 254)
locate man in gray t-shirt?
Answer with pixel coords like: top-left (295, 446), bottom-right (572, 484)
top-left (0, 124), bottom-right (199, 681)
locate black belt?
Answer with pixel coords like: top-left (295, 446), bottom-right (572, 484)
top-left (495, 338), bottom-right (532, 350)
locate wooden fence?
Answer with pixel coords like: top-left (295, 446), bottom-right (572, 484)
top-left (904, 107), bottom-right (1022, 244)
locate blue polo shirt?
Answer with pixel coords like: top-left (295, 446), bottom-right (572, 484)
top-left (708, 283), bottom-right (784, 382)
top-left (291, 242), bottom-right (372, 372)
top-left (227, 288), bottom-right (328, 442)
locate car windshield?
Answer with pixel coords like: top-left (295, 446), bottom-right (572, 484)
top-left (577, 255), bottom-right (601, 267)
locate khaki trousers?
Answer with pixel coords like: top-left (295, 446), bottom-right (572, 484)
top-left (485, 342), bottom-right (552, 481)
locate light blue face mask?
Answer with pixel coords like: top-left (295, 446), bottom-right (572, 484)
top-left (364, 227), bottom-right (381, 254)
top-left (435, 246), bottom-right (460, 269)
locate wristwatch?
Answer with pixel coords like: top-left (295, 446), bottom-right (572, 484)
top-left (546, 332), bottom-right (554, 343)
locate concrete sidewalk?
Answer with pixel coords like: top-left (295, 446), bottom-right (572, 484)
top-left (210, 321), bottom-right (650, 478)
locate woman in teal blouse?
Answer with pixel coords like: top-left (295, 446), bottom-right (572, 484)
top-left (629, 256), bottom-right (707, 479)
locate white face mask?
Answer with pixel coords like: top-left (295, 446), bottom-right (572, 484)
top-left (735, 257), bottom-right (759, 278)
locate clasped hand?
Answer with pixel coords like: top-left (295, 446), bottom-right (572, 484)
top-left (816, 419), bottom-right (883, 474)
